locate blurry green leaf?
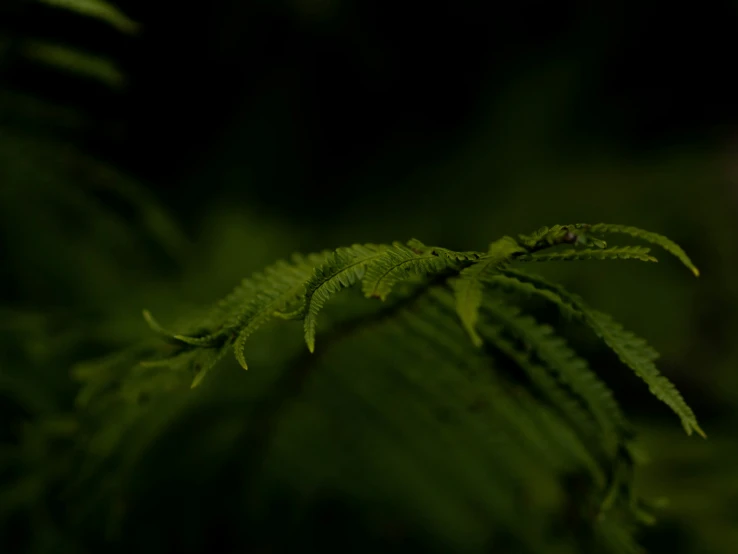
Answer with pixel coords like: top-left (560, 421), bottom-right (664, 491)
top-left (20, 40), bottom-right (126, 88)
top-left (36, 0), bottom-right (140, 34)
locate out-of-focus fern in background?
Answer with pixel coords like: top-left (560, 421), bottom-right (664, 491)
top-left (1, 1), bottom-right (738, 552)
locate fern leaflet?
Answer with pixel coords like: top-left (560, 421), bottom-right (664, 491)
top-left (141, 252), bottom-right (330, 373)
top-left (518, 246), bottom-right (657, 264)
top-left (451, 236), bottom-right (525, 346)
top-left (480, 299), bottom-right (628, 456)
top-left (494, 269), bottom-right (705, 437)
top-left (589, 223), bottom-right (700, 277)
top-left (517, 223), bottom-right (607, 251)
top-left (360, 240), bottom-right (480, 301)
top-left (229, 255), bottom-right (330, 369)
top-left (585, 309), bottom-right (705, 437)
top-left (302, 243), bottom-right (389, 352)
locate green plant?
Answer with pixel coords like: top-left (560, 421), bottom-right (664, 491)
top-left (24, 221), bottom-right (699, 554)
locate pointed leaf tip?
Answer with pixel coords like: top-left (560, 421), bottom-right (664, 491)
top-left (142, 309), bottom-right (168, 335)
top-left (190, 371), bottom-right (207, 388)
top-left (234, 347), bottom-right (249, 371)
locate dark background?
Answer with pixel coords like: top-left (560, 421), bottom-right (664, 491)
top-left (5, 1), bottom-right (738, 216)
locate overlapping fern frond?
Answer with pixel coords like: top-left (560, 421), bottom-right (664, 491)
top-left (58, 221), bottom-right (702, 554)
top-left (136, 222), bottom-right (702, 434)
top-left (451, 235), bottom-right (525, 347)
top-left (480, 298), bottom-right (630, 455)
top-left (489, 268), bottom-right (704, 438)
top-left (299, 243), bottom-right (389, 352)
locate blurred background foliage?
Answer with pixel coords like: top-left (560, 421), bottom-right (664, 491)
top-left (1, 0), bottom-right (737, 552)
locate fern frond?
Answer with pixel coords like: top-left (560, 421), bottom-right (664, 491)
top-left (188, 347), bottom-right (231, 389)
top-left (517, 246), bottom-right (657, 264)
top-left (494, 269), bottom-right (705, 438)
top-left (129, 345), bottom-right (228, 388)
top-left (142, 310), bottom-right (219, 347)
top-left (406, 238), bottom-right (485, 262)
top-left (517, 224), bottom-right (580, 249)
top-left (589, 223), bottom-right (700, 277)
top-left (484, 273), bottom-right (578, 317)
top-left (399, 288), bottom-right (606, 483)
top-left (136, 344), bottom-right (229, 390)
top-left (517, 223), bottom-right (606, 251)
top-left (315, 289), bottom-right (611, 549)
top-left (585, 309), bottom-right (705, 437)
top-left (143, 252), bottom-right (330, 369)
top-left (479, 322), bottom-right (601, 442)
top-left (72, 342), bottom-right (161, 407)
top-left (360, 240), bottom-right (479, 302)
top-left (227, 254), bottom-right (332, 369)
top-left (451, 236), bottom-right (525, 346)
top-left (302, 244), bottom-right (389, 352)
top-left (21, 219), bottom-right (704, 553)
top-left (480, 299), bottom-right (628, 456)
top-left (215, 251), bottom-right (330, 328)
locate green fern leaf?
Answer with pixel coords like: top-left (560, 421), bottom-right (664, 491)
top-left (589, 223), bottom-right (700, 277)
top-left (44, 221), bottom-right (701, 553)
top-left (481, 299), bottom-right (628, 455)
top-left (141, 310), bottom-right (217, 347)
top-left (145, 252), bottom-right (330, 370)
top-left (303, 244), bottom-right (389, 352)
top-left (586, 309), bottom-right (705, 438)
top-left (419, 289), bottom-right (608, 485)
top-left (494, 269), bottom-right (705, 438)
top-left (451, 236), bottom-right (525, 347)
top-left (517, 224), bottom-right (577, 249)
top-left (484, 273), bottom-right (577, 317)
top-left (480, 322), bottom-right (601, 441)
top-left (189, 346), bottom-right (231, 389)
top-left (517, 246), bottom-right (657, 264)
top-left (517, 223), bottom-right (603, 251)
top-left (406, 238), bottom-right (485, 262)
top-left (215, 251), bottom-right (330, 329)
top-left (360, 240), bottom-right (478, 301)
top-left (137, 343), bottom-right (231, 390)
top-left (230, 255), bottom-right (327, 369)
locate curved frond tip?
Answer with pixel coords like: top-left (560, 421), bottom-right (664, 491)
top-left (590, 224), bottom-right (700, 277)
top-left (303, 243), bottom-right (389, 352)
top-left (492, 269), bottom-right (706, 438)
